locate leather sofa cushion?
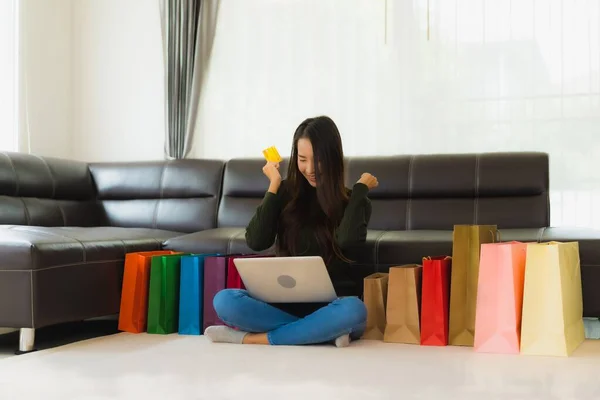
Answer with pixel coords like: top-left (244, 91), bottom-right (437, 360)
top-left (0, 152), bottom-right (95, 200)
top-left (163, 227), bottom-right (384, 263)
top-left (164, 228), bottom-right (547, 266)
top-left (164, 227), bottom-right (267, 255)
top-left (89, 159), bottom-right (225, 233)
top-left (0, 226), bottom-right (181, 271)
top-left (218, 153), bottom-right (550, 231)
top-left (217, 159), bottom-right (289, 228)
top-left (0, 152), bottom-right (105, 227)
top-left (347, 153), bottom-right (549, 230)
top-left (377, 228), bottom-right (547, 265)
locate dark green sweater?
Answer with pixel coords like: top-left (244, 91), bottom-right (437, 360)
top-left (245, 180), bottom-right (372, 315)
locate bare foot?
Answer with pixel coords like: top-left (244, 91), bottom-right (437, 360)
top-left (242, 333), bottom-right (270, 345)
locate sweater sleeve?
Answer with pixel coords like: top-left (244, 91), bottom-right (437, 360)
top-left (244, 183), bottom-right (285, 252)
top-left (335, 183), bottom-right (372, 250)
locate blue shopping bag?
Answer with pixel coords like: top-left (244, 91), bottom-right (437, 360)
top-left (179, 254), bottom-right (217, 335)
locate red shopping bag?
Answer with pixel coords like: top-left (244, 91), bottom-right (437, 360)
top-left (420, 256), bottom-right (452, 346)
top-left (226, 254), bottom-right (275, 289)
top-left (226, 256), bottom-right (247, 289)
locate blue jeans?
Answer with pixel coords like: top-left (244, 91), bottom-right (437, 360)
top-left (212, 289), bottom-right (367, 345)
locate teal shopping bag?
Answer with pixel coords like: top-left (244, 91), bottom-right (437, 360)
top-left (178, 254), bottom-right (218, 335)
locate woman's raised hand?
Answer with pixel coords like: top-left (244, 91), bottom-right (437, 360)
top-left (263, 161), bottom-right (282, 193)
top-left (357, 173), bottom-right (378, 190)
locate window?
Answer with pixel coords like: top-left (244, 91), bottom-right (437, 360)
top-left (0, 0), bottom-right (18, 152)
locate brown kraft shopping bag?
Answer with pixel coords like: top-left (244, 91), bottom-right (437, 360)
top-left (384, 265), bottom-right (422, 344)
top-left (362, 273), bottom-right (389, 340)
top-left (448, 224), bottom-right (498, 346)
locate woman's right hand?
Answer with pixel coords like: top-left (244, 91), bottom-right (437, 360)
top-left (263, 161), bottom-right (282, 193)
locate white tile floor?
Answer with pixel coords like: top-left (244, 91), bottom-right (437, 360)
top-left (0, 319), bottom-right (119, 360)
top-left (0, 333), bottom-right (599, 399)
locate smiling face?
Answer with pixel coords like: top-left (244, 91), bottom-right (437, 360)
top-left (297, 137), bottom-right (317, 187)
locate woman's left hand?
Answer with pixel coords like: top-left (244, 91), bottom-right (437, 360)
top-left (357, 173), bottom-right (378, 190)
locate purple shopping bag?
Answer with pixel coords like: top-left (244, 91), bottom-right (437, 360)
top-left (203, 256), bottom-right (228, 331)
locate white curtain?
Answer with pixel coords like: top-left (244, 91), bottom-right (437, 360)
top-left (406, 0), bottom-right (600, 229)
top-left (0, 0), bottom-right (17, 152)
top-left (194, 0), bottom-right (600, 228)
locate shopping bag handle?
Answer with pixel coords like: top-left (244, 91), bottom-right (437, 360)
top-left (422, 255), bottom-right (452, 261)
top-left (490, 229), bottom-right (501, 243)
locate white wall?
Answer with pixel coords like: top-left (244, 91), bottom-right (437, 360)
top-left (0, 0), bottom-right (17, 152)
top-left (192, 0), bottom-right (600, 227)
top-left (70, 0), bottom-right (165, 162)
top-left (18, 0), bottom-right (73, 159)
top-left (191, 0), bottom-right (393, 160)
top-left (13, 0), bottom-right (164, 162)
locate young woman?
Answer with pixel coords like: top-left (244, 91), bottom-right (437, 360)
top-left (205, 116), bottom-right (378, 347)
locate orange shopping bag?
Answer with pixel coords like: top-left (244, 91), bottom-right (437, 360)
top-left (474, 242), bottom-right (527, 354)
top-left (118, 250), bottom-right (176, 333)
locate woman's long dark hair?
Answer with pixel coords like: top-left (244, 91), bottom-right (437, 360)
top-left (278, 116), bottom-right (350, 263)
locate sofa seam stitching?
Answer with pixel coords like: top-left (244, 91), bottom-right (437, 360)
top-left (4, 154), bottom-right (32, 225)
top-left (36, 155), bottom-right (68, 226)
top-left (0, 258), bottom-right (127, 273)
top-left (374, 230), bottom-right (387, 264)
top-left (538, 227), bottom-right (547, 242)
top-left (30, 270), bottom-right (34, 327)
top-left (405, 156), bottom-right (414, 230)
top-left (2, 152), bottom-right (19, 196)
top-left (153, 162), bottom-right (168, 229)
top-left (214, 163), bottom-right (226, 229)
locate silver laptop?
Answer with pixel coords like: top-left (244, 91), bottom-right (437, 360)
top-left (233, 256), bottom-right (338, 303)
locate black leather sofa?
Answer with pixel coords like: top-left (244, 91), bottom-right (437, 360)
top-left (1, 151), bottom-right (599, 353)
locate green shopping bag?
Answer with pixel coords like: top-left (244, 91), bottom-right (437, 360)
top-left (147, 253), bottom-right (186, 334)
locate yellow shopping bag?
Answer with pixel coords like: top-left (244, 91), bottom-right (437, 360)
top-left (520, 241), bottom-right (585, 357)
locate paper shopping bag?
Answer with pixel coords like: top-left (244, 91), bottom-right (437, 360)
top-left (226, 257), bottom-right (246, 290)
top-left (474, 242), bottom-right (527, 354)
top-left (147, 253), bottom-right (186, 334)
top-left (118, 250), bottom-right (176, 333)
top-left (226, 254), bottom-right (274, 289)
top-left (203, 256), bottom-right (228, 331)
top-left (178, 254), bottom-right (218, 335)
top-left (384, 265), bottom-right (422, 344)
top-left (420, 256), bottom-right (452, 346)
top-left (520, 242), bottom-right (585, 357)
top-left (449, 224), bottom-right (498, 346)
top-left (362, 273), bottom-right (389, 340)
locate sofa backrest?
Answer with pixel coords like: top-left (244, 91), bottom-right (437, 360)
top-left (0, 152), bottom-right (105, 226)
top-left (218, 152), bottom-right (549, 230)
top-left (89, 159), bottom-right (225, 233)
top-left (346, 152), bottom-right (549, 230)
top-left (217, 158), bottom-right (290, 227)
top-left (1, 151), bottom-right (549, 232)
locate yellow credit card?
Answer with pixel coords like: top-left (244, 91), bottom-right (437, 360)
top-left (262, 146), bottom-right (282, 162)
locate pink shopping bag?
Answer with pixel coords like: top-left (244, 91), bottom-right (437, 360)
top-left (474, 241), bottom-right (527, 354)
